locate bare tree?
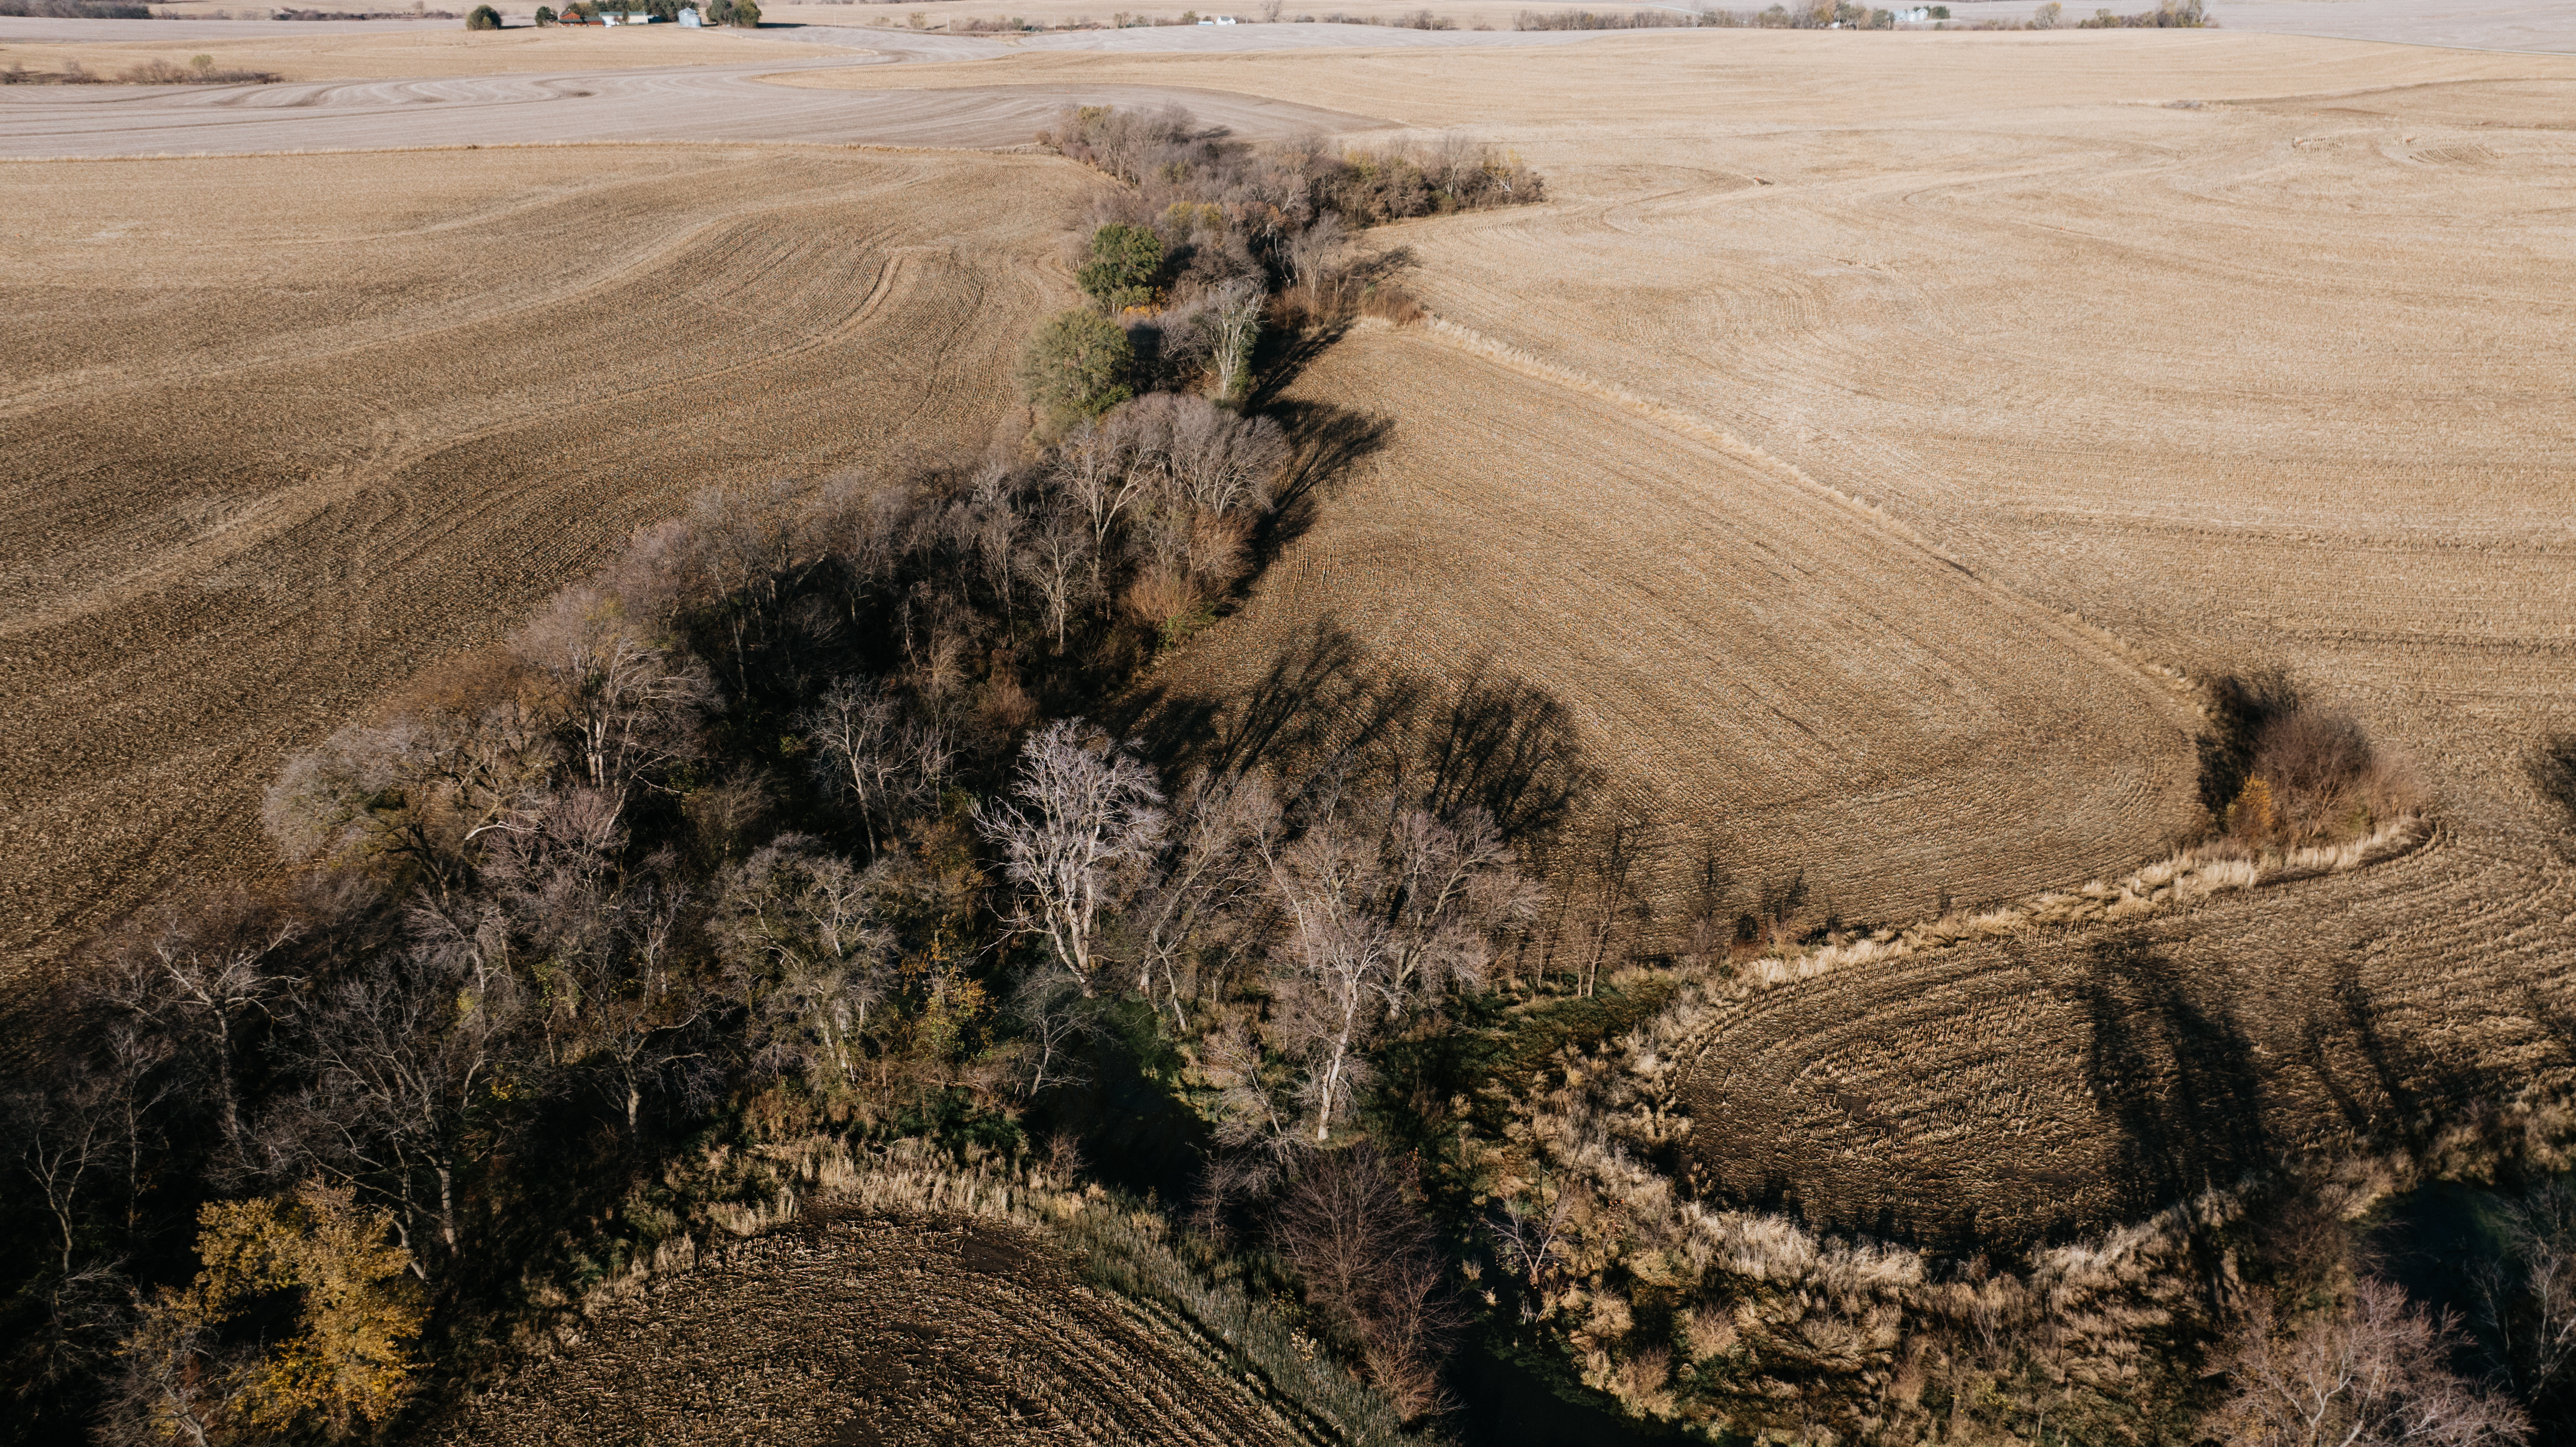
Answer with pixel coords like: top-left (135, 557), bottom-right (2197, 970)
top-left (1202, 1020), bottom-right (1302, 1161)
top-left (1546, 811), bottom-right (1653, 997)
top-left (91, 907), bottom-right (298, 1172)
top-left (1381, 804), bottom-right (1535, 999)
top-left (1286, 211), bottom-right (1348, 291)
top-left (1491, 1182), bottom-right (1577, 1290)
top-left (1127, 769), bottom-right (1281, 1029)
top-left (963, 465), bottom-right (1029, 614)
top-left (709, 839), bottom-right (896, 1090)
top-left (1164, 385), bottom-right (1287, 513)
top-left (510, 585), bottom-right (715, 821)
top-left (1018, 502), bottom-right (1096, 651)
top-left (263, 701), bottom-right (558, 892)
top-left (2474, 1179), bottom-right (2576, 1417)
top-left (1263, 797), bottom-right (1531, 1141)
top-left (1007, 973), bottom-right (1093, 1098)
top-left (1274, 1146), bottom-right (1462, 1420)
top-left (7, 1064), bottom-right (124, 1276)
top-left (1264, 811), bottom-right (1401, 1143)
top-left (268, 943), bottom-right (529, 1275)
top-left (975, 720), bottom-right (1167, 995)
top-left (2220, 1277), bottom-right (2529, 1447)
top-left (1056, 411), bottom-right (1160, 570)
top-left (799, 677), bottom-right (952, 855)
top-left (1199, 278), bottom-right (1267, 405)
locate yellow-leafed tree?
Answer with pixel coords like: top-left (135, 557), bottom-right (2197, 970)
top-left (119, 1180), bottom-right (426, 1443)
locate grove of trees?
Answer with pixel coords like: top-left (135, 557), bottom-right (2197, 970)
top-left (0, 99), bottom-right (2550, 1447)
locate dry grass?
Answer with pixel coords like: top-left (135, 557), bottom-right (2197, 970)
top-left (0, 144), bottom-right (1100, 979)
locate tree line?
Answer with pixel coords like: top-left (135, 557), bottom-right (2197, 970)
top-left (1017, 105), bottom-right (1543, 426)
top-left (0, 107), bottom-right (1558, 1443)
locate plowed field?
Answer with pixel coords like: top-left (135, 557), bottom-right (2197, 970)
top-left (425, 1209), bottom-right (1309, 1447)
top-left (0, 144), bottom-right (1097, 975)
top-left (11, 20), bottom-right (2573, 1238)
top-left (1375, 40), bottom-right (2576, 1234)
top-left (1146, 327), bottom-right (2202, 924)
top-left (1008, 30), bottom-right (2576, 1230)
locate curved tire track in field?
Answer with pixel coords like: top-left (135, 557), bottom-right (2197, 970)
top-left (1352, 51), bottom-right (2576, 1237)
top-left (0, 147), bottom-right (1091, 975)
top-left (1142, 324), bottom-right (2203, 929)
top-left (427, 1210), bottom-right (1313, 1447)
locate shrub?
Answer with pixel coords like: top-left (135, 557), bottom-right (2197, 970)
top-left (535, 4), bottom-right (555, 20)
top-left (2076, 0), bottom-right (2206, 23)
top-left (2200, 670), bottom-right (2423, 848)
top-left (1017, 310), bottom-right (1135, 428)
top-left (465, 2), bottom-right (500, 25)
top-left (1274, 1147), bottom-right (1463, 1421)
top-left (728, 0), bottom-right (757, 22)
top-left (1075, 223), bottom-right (1165, 312)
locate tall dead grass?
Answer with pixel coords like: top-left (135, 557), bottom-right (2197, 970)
top-left (1480, 952), bottom-right (2576, 1441)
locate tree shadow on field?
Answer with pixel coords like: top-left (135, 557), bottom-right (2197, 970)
top-left (2531, 732), bottom-right (2576, 856)
top-left (1408, 656), bottom-right (1598, 841)
top-left (1124, 618), bottom-right (1597, 845)
top-left (2080, 933), bottom-right (2271, 1225)
top-left (2302, 953), bottom-right (2515, 1148)
top-left (1244, 399), bottom-right (1394, 575)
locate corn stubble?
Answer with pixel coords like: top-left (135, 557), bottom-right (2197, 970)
top-left (1175, 34), bottom-right (2576, 1247)
top-left (0, 146), bottom-right (1095, 980)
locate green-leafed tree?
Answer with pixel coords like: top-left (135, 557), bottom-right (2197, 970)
top-left (1076, 224), bottom-right (1165, 312)
top-left (1018, 310), bottom-right (1135, 429)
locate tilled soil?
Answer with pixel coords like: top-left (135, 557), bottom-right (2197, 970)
top-left (0, 145), bottom-right (1096, 977)
top-left (423, 1211), bottom-right (1308, 1447)
top-left (938, 30), bottom-right (2576, 1231)
top-left (1143, 328), bottom-right (2204, 927)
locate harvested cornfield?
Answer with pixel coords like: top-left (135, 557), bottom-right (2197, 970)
top-left (0, 144), bottom-right (1097, 977)
top-left (424, 1208), bottom-right (1313, 1447)
top-left (1000, 31), bottom-right (2576, 1228)
top-left (1138, 325), bottom-right (2204, 927)
top-left (1675, 816), bottom-right (2575, 1241)
top-left (1290, 37), bottom-right (2576, 1233)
